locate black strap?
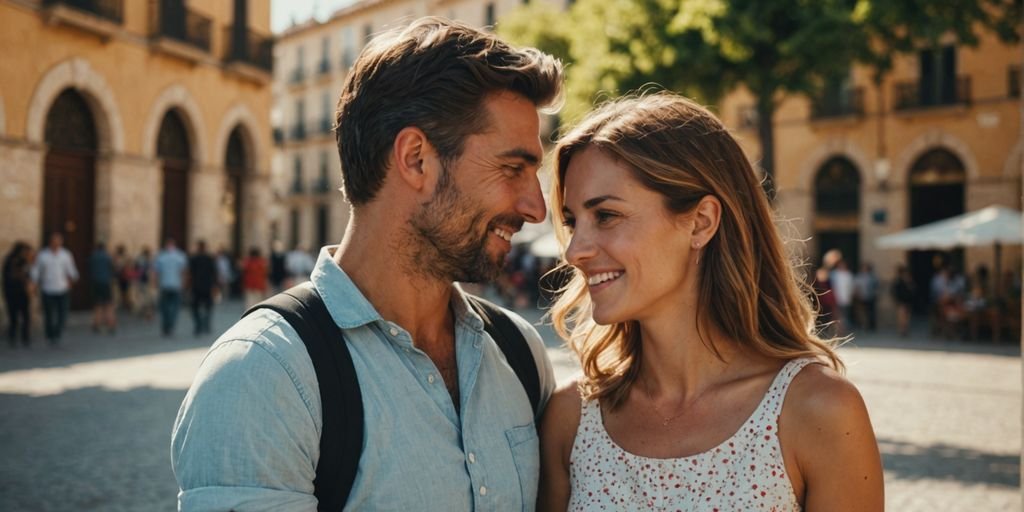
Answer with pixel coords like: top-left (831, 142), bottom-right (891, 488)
top-left (467, 295), bottom-right (542, 417)
top-left (243, 283), bottom-right (362, 512)
top-left (243, 287), bottom-right (540, 510)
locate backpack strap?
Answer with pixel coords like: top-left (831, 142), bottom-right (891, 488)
top-left (243, 282), bottom-right (362, 512)
top-left (466, 295), bottom-right (541, 416)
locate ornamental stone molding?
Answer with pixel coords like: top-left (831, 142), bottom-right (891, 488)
top-left (141, 84), bottom-right (207, 164)
top-left (213, 102), bottom-right (264, 174)
top-left (893, 129), bottom-right (979, 185)
top-left (796, 137), bottom-right (873, 191)
top-left (26, 57), bottom-right (124, 153)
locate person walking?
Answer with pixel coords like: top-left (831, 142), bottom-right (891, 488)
top-left (284, 244), bottom-right (315, 286)
top-left (891, 265), bottom-right (916, 337)
top-left (854, 262), bottom-right (879, 332)
top-left (31, 233), bottom-right (79, 346)
top-left (268, 240), bottom-right (287, 293)
top-left (113, 244), bottom-right (135, 312)
top-left (240, 247), bottom-right (268, 308)
top-left (188, 240), bottom-right (217, 336)
top-left (154, 238), bottom-right (188, 337)
top-left (134, 246), bottom-right (155, 320)
top-left (88, 241), bottom-right (117, 334)
top-left (3, 242), bottom-right (34, 347)
top-left (830, 259), bottom-right (854, 333)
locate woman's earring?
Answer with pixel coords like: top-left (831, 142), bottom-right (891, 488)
top-left (693, 241), bottom-right (702, 265)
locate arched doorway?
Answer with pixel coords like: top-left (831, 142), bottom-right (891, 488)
top-left (813, 156), bottom-right (861, 269)
top-left (158, 110), bottom-right (191, 248)
top-left (908, 148), bottom-right (966, 312)
top-left (43, 89), bottom-right (97, 309)
top-left (224, 127), bottom-right (248, 258)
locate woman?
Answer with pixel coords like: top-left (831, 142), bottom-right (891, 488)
top-left (2, 242), bottom-right (33, 346)
top-left (538, 93), bottom-right (883, 511)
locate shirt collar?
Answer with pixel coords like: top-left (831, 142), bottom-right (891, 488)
top-left (311, 246), bottom-right (485, 333)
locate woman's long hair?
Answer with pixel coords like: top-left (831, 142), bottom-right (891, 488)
top-left (549, 92), bottom-right (843, 409)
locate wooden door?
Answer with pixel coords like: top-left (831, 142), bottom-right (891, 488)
top-left (43, 149), bottom-right (95, 309)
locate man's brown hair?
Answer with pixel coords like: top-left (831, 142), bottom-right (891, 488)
top-left (335, 17), bottom-right (563, 206)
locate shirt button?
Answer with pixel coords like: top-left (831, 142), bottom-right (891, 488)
top-left (389, 327), bottom-right (399, 336)
top-left (479, 486), bottom-right (487, 496)
top-left (427, 374), bottom-right (436, 384)
top-left (468, 452), bottom-right (476, 464)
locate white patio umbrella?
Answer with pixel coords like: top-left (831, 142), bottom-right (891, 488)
top-left (876, 205), bottom-right (1023, 285)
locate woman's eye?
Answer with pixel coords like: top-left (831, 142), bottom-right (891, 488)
top-left (595, 211), bottom-right (618, 224)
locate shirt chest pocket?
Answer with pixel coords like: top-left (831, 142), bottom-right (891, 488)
top-left (505, 424), bottom-right (540, 511)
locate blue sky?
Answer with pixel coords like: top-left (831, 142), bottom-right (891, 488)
top-left (271, 0), bottom-right (354, 34)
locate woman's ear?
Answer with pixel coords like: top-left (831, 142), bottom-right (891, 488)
top-left (690, 195), bottom-right (721, 246)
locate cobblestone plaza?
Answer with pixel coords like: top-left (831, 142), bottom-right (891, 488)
top-left (0, 301), bottom-right (1019, 511)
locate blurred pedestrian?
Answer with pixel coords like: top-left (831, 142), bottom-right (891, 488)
top-left (813, 266), bottom-right (838, 336)
top-left (269, 240), bottom-right (287, 293)
top-left (3, 241), bottom-right (34, 346)
top-left (284, 244), bottom-right (315, 286)
top-left (854, 262), bottom-right (879, 331)
top-left (135, 246), bottom-right (155, 320)
top-left (240, 247), bottom-right (268, 308)
top-left (188, 240), bottom-right (217, 336)
top-left (214, 247), bottom-right (234, 302)
top-left (31, 233), bottom-right (79, 345)
top-left (89, 241), bottom-right (117, 334)
top-left (154, 238), bottom-right (188, 337)
top-left (830, 259), bottom-right (854, 333)
top-left (113, 244), bottom-right (135, 312)
top-left (891, 265), bottom-right (915, 337)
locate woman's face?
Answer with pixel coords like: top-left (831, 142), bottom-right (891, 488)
top-left (561, 147), bottom-right (696, 325)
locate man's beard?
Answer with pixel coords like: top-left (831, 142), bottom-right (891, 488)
top-left (408, 166), bottom-right (522, 283)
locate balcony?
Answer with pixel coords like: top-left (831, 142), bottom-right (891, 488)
top-left (223, 26), bottom-right (273, 82)
top-left (290, 68), bottom-right (306, 85)
top-left (315, 118), bottom-right (332, 136)
top-left (290, 124), bottom-right (307, 141)
top-left (894, 76), bottom-right (971, 111)
top-left (149, 0), bottom-right (212, 63)
top-left (43, 0), bottom-right (123, 40)
top-left (811, 87), bottom-right (864, 120)
top-left (317, 59), bottom-right (331, 75)
top-left (273, 127), bottom-right (284, 145)
top-left (290, 179), bottom-right (305, 195)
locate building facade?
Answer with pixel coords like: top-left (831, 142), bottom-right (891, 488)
top-left (718, 29), bottom-right (1022, 313)
top-left (0, 0), bottom-right (273, 307)
top-left (271, 0), bottom-right (567, 251)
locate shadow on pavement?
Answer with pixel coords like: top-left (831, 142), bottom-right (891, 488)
top-left (879, 438), bottom-right (1020, 488)
top-left (0, 301), bottom-right (247, 373)
top-left (0, 386), bottom-right (182, 512)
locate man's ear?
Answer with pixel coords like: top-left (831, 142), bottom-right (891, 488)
top-left (690, 195), bottom-right (722, 246)
top-left (391, 126), bottom-right (434, 193)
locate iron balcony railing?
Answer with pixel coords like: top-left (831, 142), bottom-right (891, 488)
top-left (44, 0), bottom-right (123, 24)
top-left (291, 124), bottom-right (306, 141)
top-left (811, 87), bottom-right (864, 119)
top-left (290, 68), bottom-right (305, 84)
top-left (313, 176), bottom-right (331, 194)
top-left (894, 75), bottom-right (971, 111)
top-left (223, 26), bottom-right (273, 72)
top-left (317, 59), bottom-right (330, 75)
top-left (149, 0), bottom-right (211, 52)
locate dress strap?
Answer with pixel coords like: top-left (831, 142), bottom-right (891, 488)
top-left (763, 358), bottom-right (817, 419)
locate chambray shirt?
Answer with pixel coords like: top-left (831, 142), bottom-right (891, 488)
top-left (171, 247), bottom-right (555, 511)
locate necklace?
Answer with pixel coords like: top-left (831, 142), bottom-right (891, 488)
top-left (641, 379), bottom-right (689, 426)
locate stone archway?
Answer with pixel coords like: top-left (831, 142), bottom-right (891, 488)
top-left (26, 58), bottom-right (123, 153)
top-left (213, 103), bottom-right (263, 257)
top-left (812, 156), bottom-right (863, 269)
top-left (141, 84), bottom-right (207, 163)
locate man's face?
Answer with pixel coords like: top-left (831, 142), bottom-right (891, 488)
top-left (410, 92), bottom-right (546, 283)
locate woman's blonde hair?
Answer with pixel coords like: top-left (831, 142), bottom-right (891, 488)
top-left (549, 92), bottom-right (843, 409)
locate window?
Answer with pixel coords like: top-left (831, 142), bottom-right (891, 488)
top-left (292, 155), bottom-right (304, 193)
top-left (340, 26), bottom-right (355, 68)
top-left (362, 23), bottom-right (373, 43)
top-left (919, 45), bottom-right (957, 106)
top-left (485, 3), bottom-right (495, 27)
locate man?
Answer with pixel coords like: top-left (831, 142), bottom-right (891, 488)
top-left (154, 238), bottom-right (188, 336)
top-left (31, 232), bottom-right (78, 345)
top-left (88, 241), bottom-right (117, 334)
top-left (853, 262), bottom-right (879, 331)
top-left (188, 240), bottom-right (217, 336)
top-left (172, 17), bottom-right (562, 510)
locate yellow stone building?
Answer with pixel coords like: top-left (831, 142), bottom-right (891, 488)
top-left (718, 30), bottom-right (1021, 313)
top-left (0, 0), bottom-right (273, 307)
top-left (271, 0), bottom-right (566, 250)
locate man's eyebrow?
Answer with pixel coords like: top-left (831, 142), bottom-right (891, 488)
top-left (497, 148), bottom-right (540, 166)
